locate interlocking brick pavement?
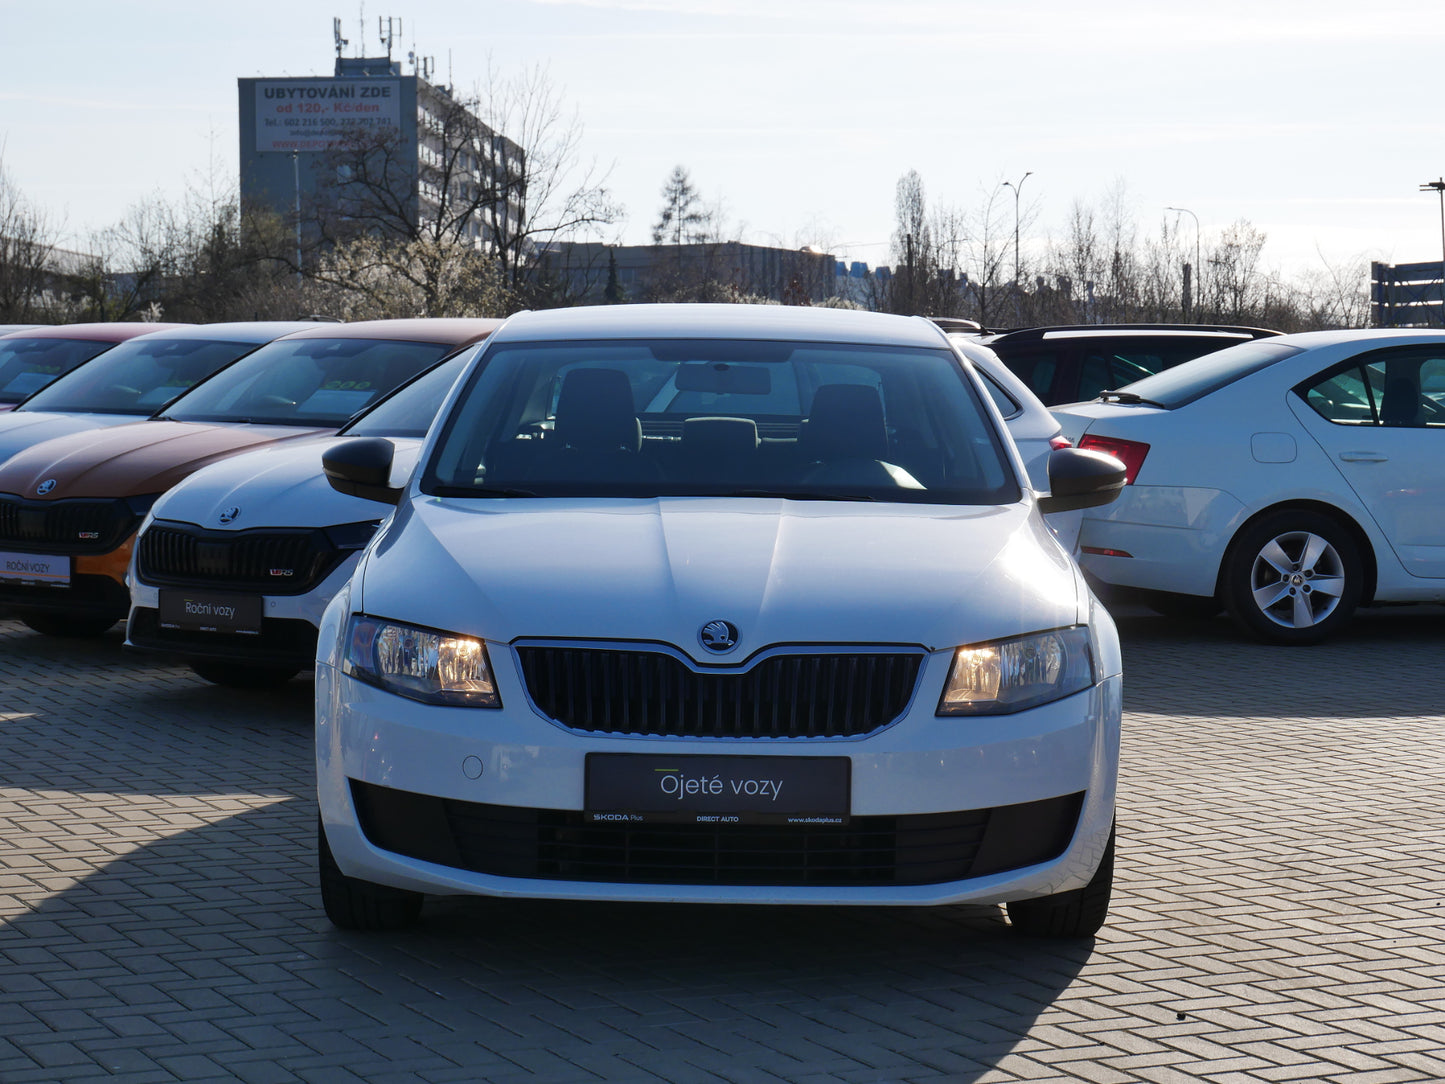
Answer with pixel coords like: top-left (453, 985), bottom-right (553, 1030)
top-left (1, 607), bottom-right (1444, 1083)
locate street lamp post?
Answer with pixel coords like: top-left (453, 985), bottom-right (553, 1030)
top-left (1421, 179), bottom-right (1445, 326)
top-left (292, 151), bottom-right (303, 288)
top-left (1165, 206), bottom-right (1200, 322)
top-left (1002, 172), bottom-right (1031, 323)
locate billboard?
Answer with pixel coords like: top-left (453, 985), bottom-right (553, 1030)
top-left (253, 79), bottom-right (402, 153)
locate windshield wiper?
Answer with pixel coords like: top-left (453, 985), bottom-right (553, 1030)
top-left (434, 486), bottom-right (539, 498)
top-left (1098, 390), bottom-right (1165, 407)
top-left (719, 490), bottom-right (877, 502)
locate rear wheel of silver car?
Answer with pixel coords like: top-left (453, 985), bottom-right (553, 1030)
top-left (18, 612), bottom-right (117, 638)
top-left (189, 660), bottom-right (301, 689)
top-left (1222, 510), bottom-right (1362, 645)
top-left (1005, 824), bottom-right (1114, 938)
top-left (318, 818), bottom-right (424, 931)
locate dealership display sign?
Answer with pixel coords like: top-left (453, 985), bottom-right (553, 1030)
top-left (254, 79), bottom-right (402, 153)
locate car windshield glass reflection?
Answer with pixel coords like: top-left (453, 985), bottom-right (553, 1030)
top-left (18, 338), bottom-right (262, 416)
top-left (0, 338), bottom-right (116, 403)
top-left (344, 355), bottom-right (469, 438)
top-left (162, 338), bottom-right (451, 427)
top-left (424, 339), bottom-right (1020, 505)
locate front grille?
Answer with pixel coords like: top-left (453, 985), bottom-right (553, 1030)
top-left (0, 494), bottom-right (139, 554)
top-left (351, 781), bottom-right (1084, 887)
top-left (517, 646), bottom-right (923, 738)
top-left (137, 520), bottom-right (349, 595)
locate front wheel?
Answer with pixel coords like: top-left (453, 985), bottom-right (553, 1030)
top-left (318, 818), bottom-right (424, 931)
top-left (1221, 510), bottom-right (1363, 645)
top-left (1006, 825), bottom-right (1114, 938)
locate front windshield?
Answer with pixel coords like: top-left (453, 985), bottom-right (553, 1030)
top-left (162, 337), bottom-right (451, 427)
top-left (0, 337), bottom-right (117, 404)
top-left (18, 337), bottom-right (262, 416)
top-left (423, 338), bottom-right (1020, 505)
top-left (344, 353), bottom-right (471, 438)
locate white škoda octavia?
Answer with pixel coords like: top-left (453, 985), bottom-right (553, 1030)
top-left (315, 305), bottom-right (1126, 936)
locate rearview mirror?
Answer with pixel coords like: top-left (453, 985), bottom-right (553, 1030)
top-left (323, 437), bottom-right (402, 505)
top-left (674, 363), bottom-right (772, 395)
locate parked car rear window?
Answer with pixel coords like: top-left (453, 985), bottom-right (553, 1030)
top-left (425, 338), bottom-right (1019, 505)
top-left (17, 337), bottom-right (261, 415)
top-left (1111, 340), bottom-right (1304, 408)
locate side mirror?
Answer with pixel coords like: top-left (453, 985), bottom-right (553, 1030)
top-left (1037, 447), bottom-right (1127, 514)
top-left (323, 437), bottom-right (402, 505)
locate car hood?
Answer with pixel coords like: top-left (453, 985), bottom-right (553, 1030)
top-left (150, 436), bottom-right (423, 530)
top-left (0, 420), bottom-right (332, 500)
top-left (358, 497), bottom-right (1081, 661)
top-left (0, 411), bottom-right (142, 466)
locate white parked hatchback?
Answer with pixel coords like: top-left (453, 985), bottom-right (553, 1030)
top-left (1053, 329), bottom-right (1445, 642)
top-left (315, 304), bottom-right (1126, 936)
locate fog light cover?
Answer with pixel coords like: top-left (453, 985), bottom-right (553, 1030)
top-left (938, 626), bottom-right (1094, 715)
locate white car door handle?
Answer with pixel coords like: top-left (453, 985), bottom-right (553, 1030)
top-left (1339, 451), bottom-right (1388, 463)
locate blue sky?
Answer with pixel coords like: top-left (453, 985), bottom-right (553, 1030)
top-left (4, 0), bottom-right (1443, 279)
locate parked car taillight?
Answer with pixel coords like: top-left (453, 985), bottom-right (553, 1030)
top-left (1048, 435), bottom-right (1073, 450)
top-left (1079, 435), bottom-right (1149, 484)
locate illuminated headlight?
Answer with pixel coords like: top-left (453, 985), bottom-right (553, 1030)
top-left (343, 615), bottom-right (500, 707)
top-left (937, 626), bottom-right (1095, 715)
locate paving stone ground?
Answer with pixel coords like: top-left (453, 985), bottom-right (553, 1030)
top-left (1, 607), bottom-right (1443, 1083)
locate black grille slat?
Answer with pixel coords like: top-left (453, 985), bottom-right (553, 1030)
top-left (517, 646), bottom-right (922, 739)
top-left (136, 520), bottom-right (349, 595)
top-left (0, 494), bottom-right (138, 554)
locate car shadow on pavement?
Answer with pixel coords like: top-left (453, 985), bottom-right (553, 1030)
top-left (0, 801), bottom-right (1096, 1083)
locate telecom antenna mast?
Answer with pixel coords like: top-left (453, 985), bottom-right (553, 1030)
top-left (379, 16), bottom-right (401, 59)
top-left (333, 17), bottom-right (349, 58)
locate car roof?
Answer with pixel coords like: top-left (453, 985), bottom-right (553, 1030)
top-left (124, 321), bottom-right (326, 344)
top-left (0, 323), bottom-right (191, 342)
top-left (984, 323), bottom-right (1278, 345)
top-left (490, 304), bottom-right (952, 348)
top-left (276, 318), bottom-right (503, 345)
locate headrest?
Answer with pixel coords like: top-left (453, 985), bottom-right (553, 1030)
top-left (554, 368), bottom-right (641, 452)
top-left (803, 383), bottom-right (887, 460)
top-left (682, 416), bottom-right (760, 460)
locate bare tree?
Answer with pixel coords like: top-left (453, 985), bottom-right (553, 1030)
top-left (475, 63), bottom-right (622, 306)
top-left (0, 162), bottom-right (58, 321)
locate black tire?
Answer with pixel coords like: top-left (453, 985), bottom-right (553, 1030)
top-left (1144, 591), bottom-right (1221, 621)
top-left (19, 612), bottom-right (117, 638)
top-left (317, 818), bottom-right (424, 931)
top-left (1006, 825), bottom-right (1114, 938)
top-left (189, 660), bottom-right (301, 689)
top-left (1221, 509), bottom-right (1363, 645)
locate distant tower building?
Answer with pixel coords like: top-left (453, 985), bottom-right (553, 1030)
top-left (238, 26), bottom-right (523, 253)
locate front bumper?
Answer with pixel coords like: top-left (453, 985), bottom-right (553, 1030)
top-left (0, 538), bottom-right (134, 620)
top-left (126, 555), bottom-right (362, 669)
top-left (316, 653), bottom-right (1122, 907)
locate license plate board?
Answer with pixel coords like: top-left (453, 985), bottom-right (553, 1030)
top-left (0, 551), bottom-right (70, 586)
top-left (157, 589), bottom-right (263, 635)
top-left (585, 753), bottom-right (850, 826)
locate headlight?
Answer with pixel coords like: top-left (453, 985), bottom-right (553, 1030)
top-left (937, 626), bottom-right (1095, 715)
top-left (343, 614), bottom-right (500, 707)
